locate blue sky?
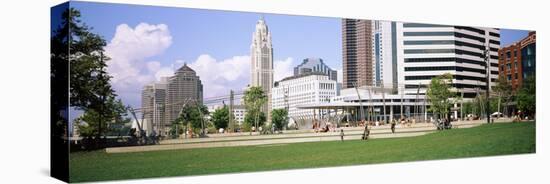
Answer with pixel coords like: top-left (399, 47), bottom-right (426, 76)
top-left (58, 1), bottom-right (531, 112)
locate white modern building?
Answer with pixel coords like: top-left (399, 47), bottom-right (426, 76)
top-left (396, 23), bottom-right (500, 98)
top-left (297, 21), bottom-right (502, 124)
top-left (232, 105), bottom-right (246, 126)
top-left (206, 104), bottom-right (247, 126)
top-left (372, 20), bottom-right (399, 89)
top-left (250, 17), bottom-right (274, 121)
top-left (272, 73), bottom-right (337, 127)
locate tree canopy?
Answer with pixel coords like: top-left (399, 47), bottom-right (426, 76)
top-left (517, 75), bottom-right (536, 115)
top-left (173, 104), bottom-right (209, 135)
top-left (243, 86), bottom-right (267, 129)
top-left (211, 106), bottom-right (230, 130)
top-left (427, 73), bottom-right (457, 119)
top-left (52, 8), bottom-right (127, 144)
top-left (271, 108), bottom-right (288, 131)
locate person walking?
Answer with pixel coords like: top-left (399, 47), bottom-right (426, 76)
top-left (340, 129), bottom-right (345, 142)
top-left (362, 124), bottom-right (370, 140)
top-left (391, 119), bottom-right (396, 133)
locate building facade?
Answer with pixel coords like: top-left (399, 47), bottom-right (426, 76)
top-left (272, 73), bottom-right (337, 126)
top-left (342, 19), bottom-right (373, 88)
top-left (141, 80), bottom-right (167, 136)
top-left (250, 17), bottom-right (274, 121)
top-left (498, 31), bottom-right (536, 90)
top-left (396, 23), bottom-right (500, 98)
top-left (165, 64), bottom-right (203, 128)
top-left (372, 20), bottom-right (399, 89)
top-left (294, 58), bottom-right (338, 81)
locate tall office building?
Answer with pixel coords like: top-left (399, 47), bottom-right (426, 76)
top-left (372, 21), bottom-right (399, 89)
top-left (294, 58), bottom-right (337, 81)
top-left (250, 17), bottom-right (274, 120)
top-left (498, 31), bottom-right (536, 90)
top-left (342, 19), bottom-right (373, 88)
top-left (396, 23), bottom-right (500, 98)
top-left (141, 80), bottom-right (167, 136)
top-left (165, 64), bottom-right (203, 128)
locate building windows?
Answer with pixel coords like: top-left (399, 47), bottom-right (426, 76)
top-left (403, 23), bottom-right (448, 27)
top-left (507, 74), bottom-right (512, 81)
top-left (489, 32), bottom-right (500, 37)
top-left (506, 63), bottom-right (511, 70)
top-left (455, 32), bottom-right (485, 42)
top-left (403, 32), bottom-right (454, 36)
top-left (404, 49), bottom-right (455, 54)
top-left (404, 40), bottom-right (454, 45)
top-left (455, 26), bottom-right (485, 35)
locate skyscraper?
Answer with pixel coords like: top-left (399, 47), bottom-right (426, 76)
top-left (294, 58), bottom-right (337, 81)
top-left (165, 64), bottom-right (203, 128)
top-left (342, 19), bottom-right (373, 88)
top-left (250, 17), bottom-right (274, 119)
top-left (372, 20), bottom-right (399, 89)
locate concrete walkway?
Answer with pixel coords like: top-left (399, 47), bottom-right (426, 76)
top-left (106, 120), bottom-right (487, 153)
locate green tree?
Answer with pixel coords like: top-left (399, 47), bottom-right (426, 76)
top-left (462, 101), bottom-right (473, 116)
top-left (243, 86), bottom-right (267, 131)
top-left (52, 8), bottom-right (127, 145)
top-left (517, 75), bottom-right (536, 116)
top-left (211, 106), bottom-right (230, 130)
top-left (427, 73), bottom-right (457, 119)
top-left (173, 104), bottom-right (209, 136)
top-left (75, 98), bottom-right (129, 138)
top-left (493, 75), bottom-right (513, 115)
top-left (271, 108), bottom-right (288, 131)
top-left (244, 110), bottom-right (266, 129)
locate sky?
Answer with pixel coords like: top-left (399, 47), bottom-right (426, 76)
top-left (56, 1), bottom-right (531, 113)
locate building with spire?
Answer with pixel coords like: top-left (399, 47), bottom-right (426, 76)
top-left (250, 17), bottom-right (274, 121)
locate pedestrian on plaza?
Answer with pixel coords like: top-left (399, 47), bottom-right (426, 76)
top-left (391, 119), bottom-right (396, 133)
top-left (362, 124), bottom-right (370, 140)
top-left (340, 129), bottom-right (345, 142)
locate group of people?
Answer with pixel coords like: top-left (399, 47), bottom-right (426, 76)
top-left (312, 119), bottom-right (336, 133)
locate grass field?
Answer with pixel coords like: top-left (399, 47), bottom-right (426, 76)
top-left (69, 122), bottom-right (535, 183)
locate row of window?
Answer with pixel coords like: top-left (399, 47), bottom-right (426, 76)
top-left (404, 66), bottom-right (488, 74)
top-left (404, 40), bottom-right (498, 53)
top-left (455, 26), bottom-right (485, 35)
top-left (404, 57), bottom-right (496, 67)
top-left (404, 74), bottom-right (489, 82)
top-left (404, 83), bottom-right (488, 90)
top-left (403, 23), bottom-right (449, 27)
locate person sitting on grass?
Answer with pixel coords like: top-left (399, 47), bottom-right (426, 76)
top-left (320, 124), bottom-right (330, 133)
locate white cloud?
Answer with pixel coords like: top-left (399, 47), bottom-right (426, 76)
top-left (273, 57), bottom-right (294, 82)
top-left (104, 23), bottom-right (172, 107)
top-left (188, 55), bottom-right (251, 98)
top-left (103, 22), bottom-right (296, 107)
top-left (105, 23), bottom-right (172, 91)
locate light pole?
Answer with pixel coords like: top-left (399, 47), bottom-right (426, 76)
top-left (484, 42), bottom-right (491, 124)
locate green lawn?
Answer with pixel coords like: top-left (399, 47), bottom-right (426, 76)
top-left (70, 122), bottom-right (535, 183)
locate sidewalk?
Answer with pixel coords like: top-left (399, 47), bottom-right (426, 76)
top-left (106, 120), bottom-right (486, 153)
